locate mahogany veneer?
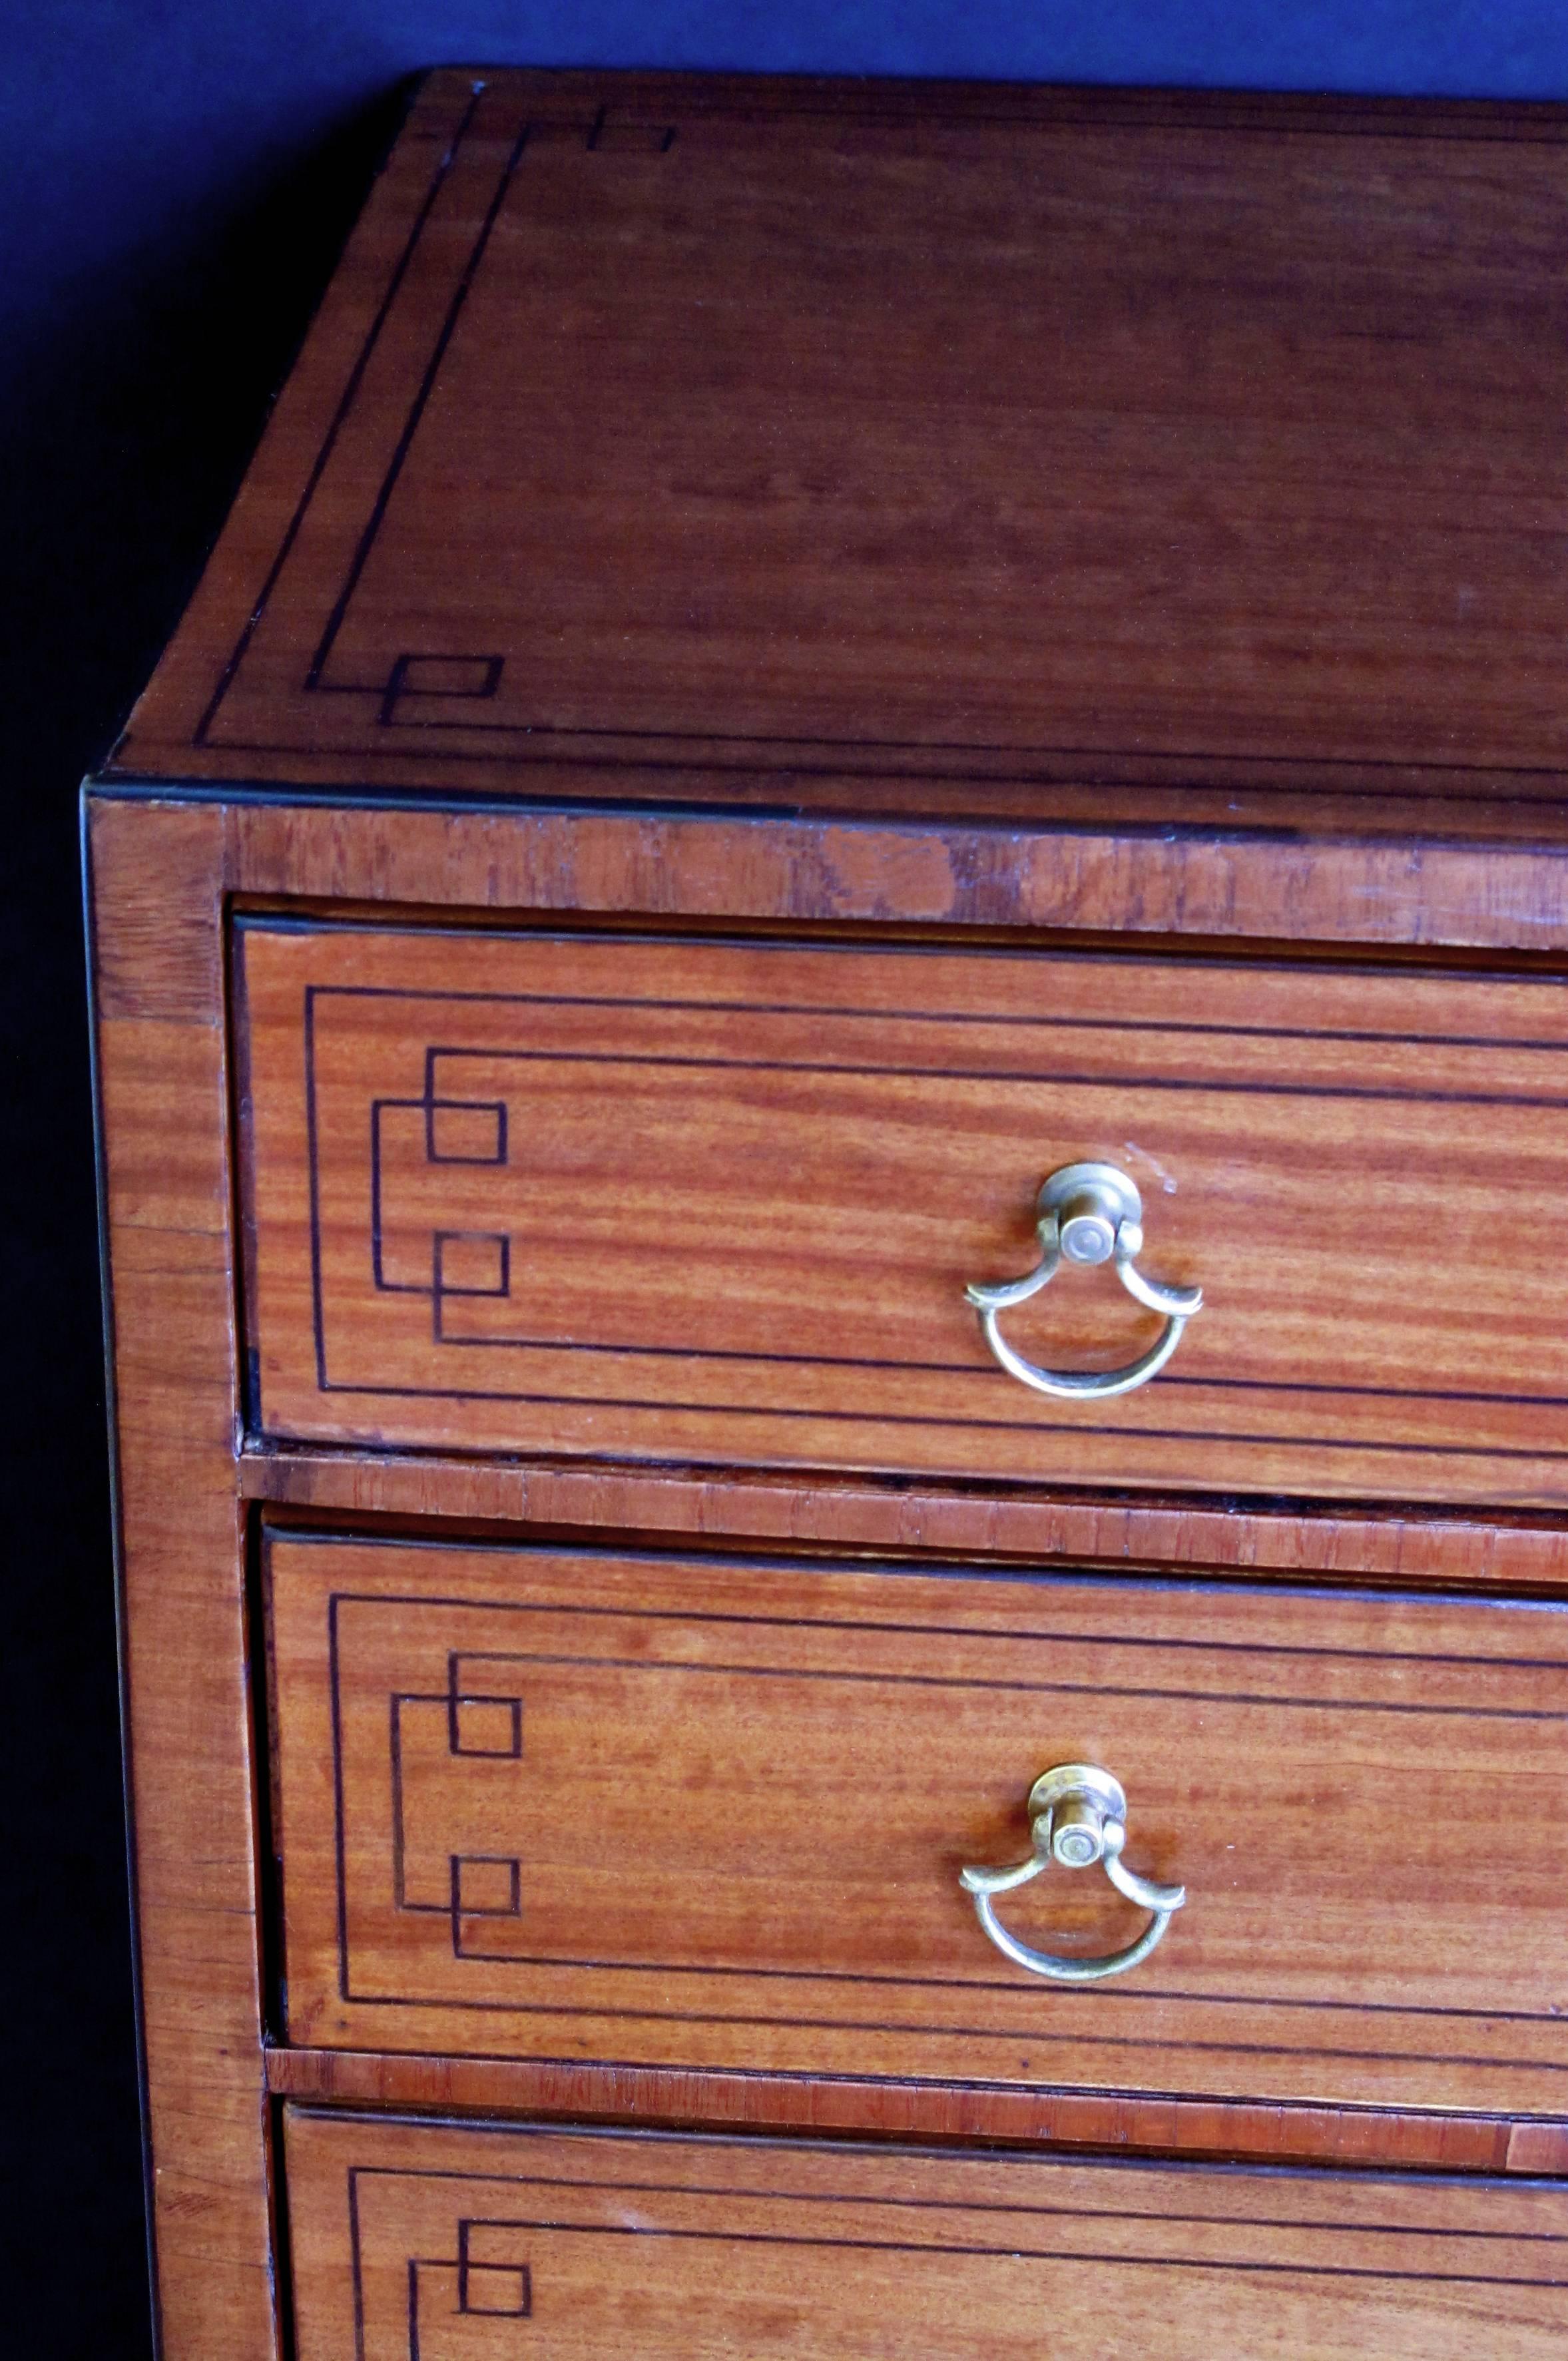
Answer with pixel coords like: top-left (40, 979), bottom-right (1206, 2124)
top-left (89, 65), bottom-right (1568, 2360)
top-left (115, 72), bottom-right (1568, 831)
top-left (239, 919), bottom-right (1568, 1503)
top-left (284, 2113), bottom-right (1568, 2361)
top-left (269, 1531), bottom-right (1568, 2113)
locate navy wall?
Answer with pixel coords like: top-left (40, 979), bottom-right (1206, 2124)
top-left (8, 8), bottom-right (1566, 379)
top-left (1, 10), bottom-right (1563, 2355)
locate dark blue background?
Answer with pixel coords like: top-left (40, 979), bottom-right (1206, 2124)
top-left (3, 11), bottom-right (1563, 2354)
top-left (8, 7), bottom-right (1567, 378)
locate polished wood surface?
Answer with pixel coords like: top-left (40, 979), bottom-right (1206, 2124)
top-left (113, 71), bottom-right (1568, 852)
top-left (268, 2045), bottom-right (1568, 2177)
top-left (240, 918), bottom-right (1568, 1505)
top-left (270, 1531), bottom-right (1568, 2113)
top-left (283, 2110), bottom-right (1568, 2360)
top-left (186, 782), bottom-right (1568, 952)
top-left (88, 798), bottom-right (280, 2356)
top-left (244, 1446), bottom-right (1568, 1591)
top-left (85, 778), bottom-right (1568, 2361)
top-left (86, 71), bottom-right (1568, 2358)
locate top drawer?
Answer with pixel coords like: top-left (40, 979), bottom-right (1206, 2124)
top-left (236, 921), bottom-right (1568, 1507)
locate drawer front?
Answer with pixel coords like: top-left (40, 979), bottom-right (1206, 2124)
top-left (284, 2110), bottom-right (1568, 2360)
top-left (238, 922), bottom-right (1568, 1506)
top-left (270, 1534), bottom-right (1568, 2114)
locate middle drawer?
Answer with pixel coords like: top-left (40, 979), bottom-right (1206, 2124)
top-left (267, 1531), bottom-right (1568, 2115)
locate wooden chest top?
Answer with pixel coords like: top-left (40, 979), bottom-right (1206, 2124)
top-left (109, 69), bottom-right (1568, 844)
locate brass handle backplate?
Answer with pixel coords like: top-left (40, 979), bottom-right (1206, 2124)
top-left (959, 1763), bottom-right (1186, 1983)
top-left (965, 1162), bottom-right (1202, 1400)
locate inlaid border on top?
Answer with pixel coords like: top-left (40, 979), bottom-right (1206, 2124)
top-left (192, 75), bottom-right (1568, 801)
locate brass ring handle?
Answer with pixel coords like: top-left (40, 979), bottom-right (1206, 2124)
top-left (965, 1162), bottom-right (1202, 1401)
top-left (959, 1764), bottom-right (1186, 1983)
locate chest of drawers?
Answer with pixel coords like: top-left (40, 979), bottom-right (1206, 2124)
top-left (88, 68), bottom-right (1568, 2358)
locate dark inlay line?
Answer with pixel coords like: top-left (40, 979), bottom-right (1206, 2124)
top-left (413, 1311), bottom-right (1568, 1420)
top-left (304, 112), bottom-right (535, 690)
top-left (366, 1636), bottom-right (1568, 1721)
top-left (285, 689), bottom-right (1568, 782)
top-left (429, 1601), bottom-right (1568, 1674)
top-left (196, 726), bottom-right (1568, 802)
top-left (333, 1035), bottom-right (1568, 1111)
top-left (306, 1367), bottom-right (1568, 1463)
top-left (342, 2159), bottom-right (1568, 2242)
top-left (398, 990), bottom-right (1568, 1057)
top-left (331, 1976), bottom-right (1568, 2073)
top-left (362, 2210), bottom-right (1568, 2291)
top-left (196, 86), bottom-right (485, 744)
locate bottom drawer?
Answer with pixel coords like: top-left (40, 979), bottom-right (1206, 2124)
top-left (284, 2109), bottom-right (1568, 2358)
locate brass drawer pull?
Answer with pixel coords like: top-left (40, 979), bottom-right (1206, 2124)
top-left (960, 1764), bottom-right (1186, 1983)
top-left (965, 1162), bottom-right (1202, 1400)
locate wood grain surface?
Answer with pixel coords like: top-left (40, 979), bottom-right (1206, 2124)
top-left (282, 2109), bottom-right (1568, 2360)
top-left (84, 760), bottom-right (1568, 2359)
top-left (88, 797), bottom-right (281, 2356)
top-left (239, 919), bottom-right (1568, 1506)
top-left (162, 785), bottom-right (1568, 953)
top-left (242, 1445), bottom-right (1568, 1593)
top-left (86, 67), bottom-right (1568, 2358)
top-left (111, 69), bottom-right (1568, 849)
top-left (267, 2045), bottom-right (1568, 2178)
top-left (268, 1531), bottom-right (1568, 2115)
